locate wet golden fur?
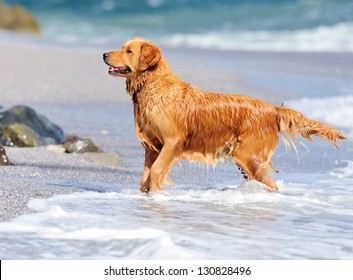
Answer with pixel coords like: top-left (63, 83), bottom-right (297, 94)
top-left (104, 38), bottom-right (346, 192)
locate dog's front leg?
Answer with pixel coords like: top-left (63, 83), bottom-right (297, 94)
top-left (140, 146), bottom-right (159, 192)
top-left (149, 139), bottom-right (181, 192)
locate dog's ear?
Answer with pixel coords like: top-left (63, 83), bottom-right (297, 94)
top-left (139, 42), bottom-right (161, 71)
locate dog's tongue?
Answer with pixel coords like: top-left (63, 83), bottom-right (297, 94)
top-left (109, 66), bottom-right (119, 71)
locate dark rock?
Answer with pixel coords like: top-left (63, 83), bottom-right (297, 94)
top-left (0, 145), bottom-right (14, 166)
top-left (0, 3), bottom-right (41, 35)
top-left (61, 136), bottom-right (103, 153)
top-left (0, 105), bottom-right (66, 147)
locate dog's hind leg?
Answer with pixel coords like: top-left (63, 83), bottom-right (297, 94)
top-left (253, 164), bottom-right (278, 192)
top-left (233, 138), bottom-right (279, 192)
top-left (235, 157), bottom-right (278, 192)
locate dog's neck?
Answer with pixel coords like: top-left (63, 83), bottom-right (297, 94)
top-left (126, 57), bottom-right (171, 103)
top-left (126, 71), bottom-right (149, 103)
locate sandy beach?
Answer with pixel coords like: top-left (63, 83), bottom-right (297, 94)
top-left (1, 35), bottom-right (353, 221)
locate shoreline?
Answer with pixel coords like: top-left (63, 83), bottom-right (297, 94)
top-left (1, 34), bottom-right (353, 221)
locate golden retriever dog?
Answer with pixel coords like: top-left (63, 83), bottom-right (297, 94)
top-left (103, 38), bottom-right (346, 192)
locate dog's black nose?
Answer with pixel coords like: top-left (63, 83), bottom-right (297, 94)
top-left (103, 53), bottom-right (109, 60)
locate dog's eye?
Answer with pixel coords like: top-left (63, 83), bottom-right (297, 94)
top-left (126, 49), bottom-right (133, 54)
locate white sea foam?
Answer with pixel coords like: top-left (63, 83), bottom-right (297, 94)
top-left (0, 192), bottom-right (199, 259)
top-left (26, 15), bottom-right (353, 53)
top-left (161, 22), bottom-right (353, 52)
top-left (331, 160), bottom-right (353, 179)
top-left (0, 174), bottom-right (352, 259)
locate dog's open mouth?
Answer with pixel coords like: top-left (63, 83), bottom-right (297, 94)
top-left (108, 66), bottom-right (131, 76)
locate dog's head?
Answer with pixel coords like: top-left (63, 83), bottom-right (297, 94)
top-left (103, 38), bottom-right (161, 77)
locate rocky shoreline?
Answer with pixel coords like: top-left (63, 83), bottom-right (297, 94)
top-left (0, 105), bottom-right (103, 155)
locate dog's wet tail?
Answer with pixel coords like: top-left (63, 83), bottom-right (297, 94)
top-left (276, 106), bottom-right (347, 150)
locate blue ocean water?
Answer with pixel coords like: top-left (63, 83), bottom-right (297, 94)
top-left (5, 0), bottom-right (353, 51)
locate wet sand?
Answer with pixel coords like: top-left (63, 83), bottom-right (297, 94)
top-left (1, 36), bottom-right (352, 221)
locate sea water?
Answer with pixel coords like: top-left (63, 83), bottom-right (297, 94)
top-left (5, 0), bottom-right (353, 52)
